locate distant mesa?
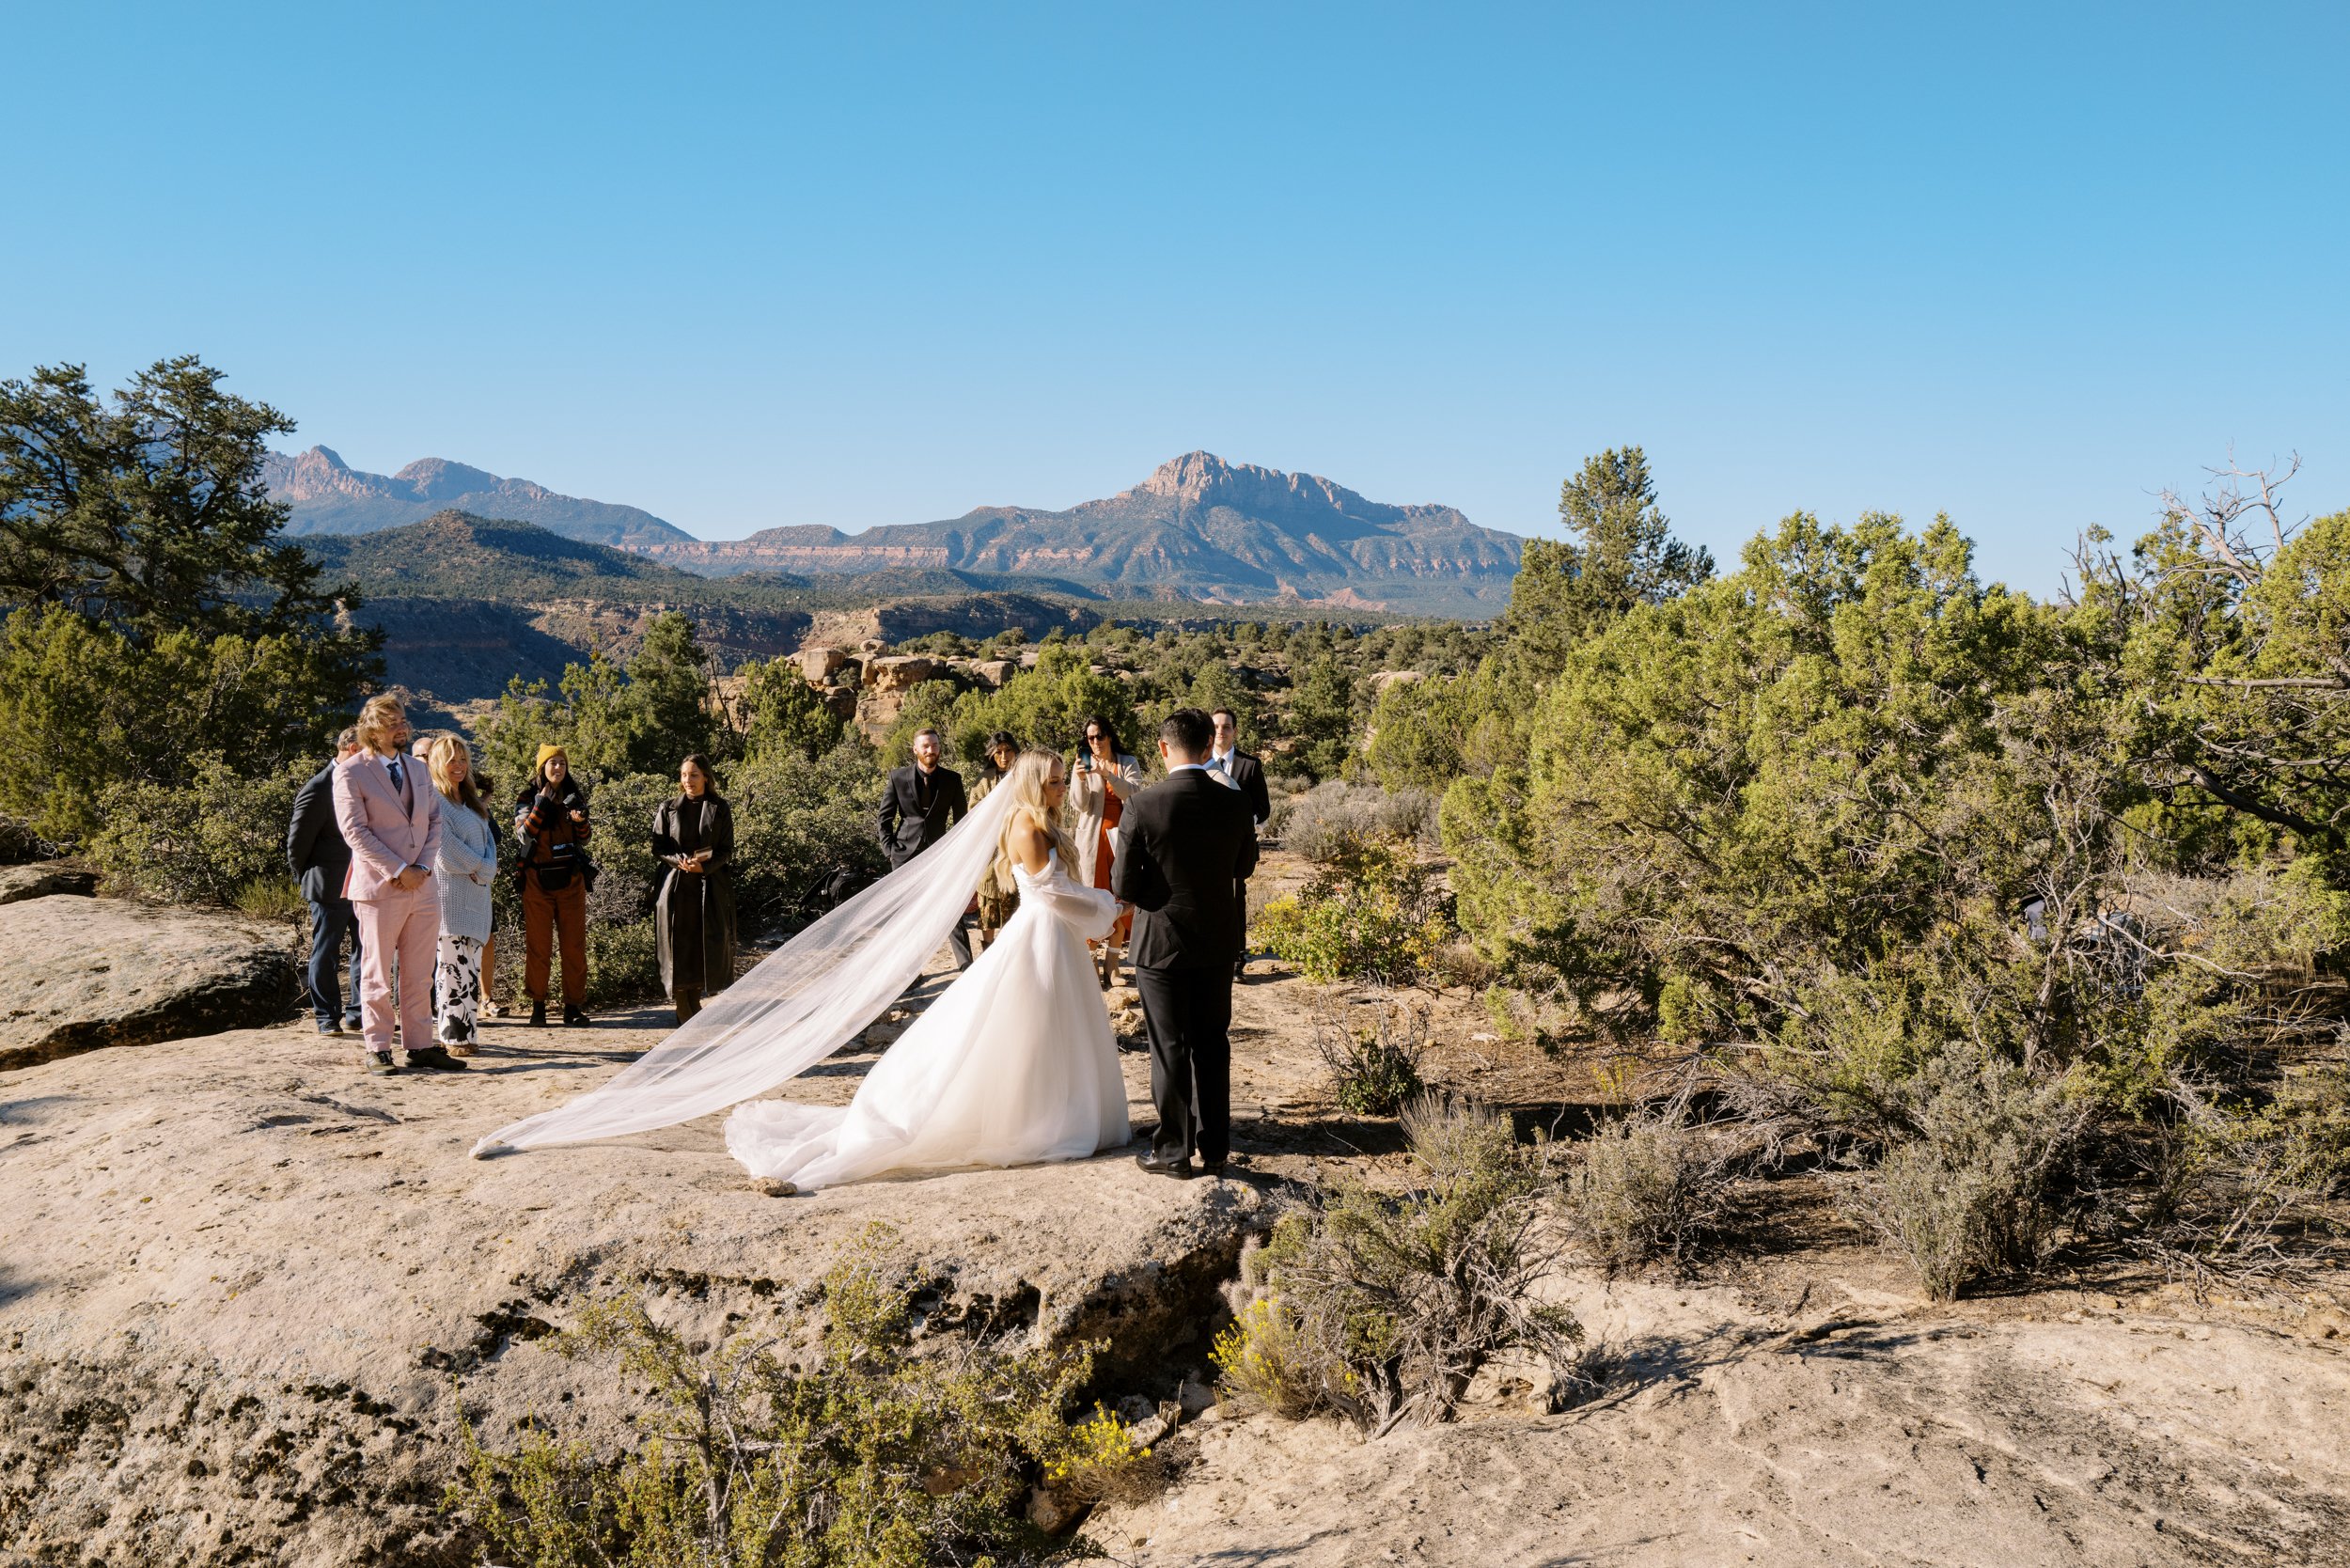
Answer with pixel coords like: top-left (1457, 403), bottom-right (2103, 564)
top-left (272, 447), bottom-right (1523, 615)
top-left (263, 446), bottom-right (694, 549)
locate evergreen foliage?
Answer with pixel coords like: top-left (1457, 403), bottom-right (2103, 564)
top-left (0, 358), bottom-right (380, 842)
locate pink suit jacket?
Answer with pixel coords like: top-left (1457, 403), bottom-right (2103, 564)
top-left (332, 750), bottom-right (443, 902)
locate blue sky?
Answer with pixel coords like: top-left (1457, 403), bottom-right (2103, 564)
top-left (5, 3), bottom-right (2343, 593)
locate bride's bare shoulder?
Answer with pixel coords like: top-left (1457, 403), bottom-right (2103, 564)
top-left (1006, 808), bottom-right (1054, 873)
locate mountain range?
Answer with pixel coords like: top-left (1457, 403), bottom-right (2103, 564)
top-left (267, 447), bottom-right (1525, 614)
top-left (262, 447), bottom-right (694, 549)
top-left (638, 452), bottom-right (1523, 611)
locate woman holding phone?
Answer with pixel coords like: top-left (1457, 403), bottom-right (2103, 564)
top-left (1068, 713), bottom-right (1142, 987)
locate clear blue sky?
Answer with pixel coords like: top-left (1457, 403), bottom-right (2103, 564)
top-left (6, 3), bottom-right (2344, 593)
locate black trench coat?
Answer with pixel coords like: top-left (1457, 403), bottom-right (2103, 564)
top-left (653, 794), bottom-right (738, 996)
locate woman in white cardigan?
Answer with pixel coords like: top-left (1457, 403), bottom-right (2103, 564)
top-left (1068, 713), bottom-right (1144, 987)
top-left (424, 737), bottom-right (499, 1055)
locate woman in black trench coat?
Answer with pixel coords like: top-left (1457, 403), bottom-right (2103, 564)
top-left (652, 754), bottom-right (738, 1024)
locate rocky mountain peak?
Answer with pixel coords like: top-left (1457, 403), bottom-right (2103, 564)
top-left (393, 457), bottom-right (504, 501)
top-left (1124, 450), bottom-right (1398, 525)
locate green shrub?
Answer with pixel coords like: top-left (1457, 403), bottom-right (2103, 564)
top-left (1217, 1097), bottom-right (1582, 1434)
top-left (1841, 1042), bottom-right (2092, 1301)
top-left (85, 756), bottom-right (310, 908)
top-left (728, 739), bottom-right (887, 934)
top-left (1257, 836), bottom-right (1450, 986)
top-left (1311, 995), bottom-right (1429, 1117)
top-left (2152, 1064), bottom-right (2350, 1273)
top-left (585, 917), bottom-right (665, 1010)
top-left (446, 1226), bottom-right (1107, 1567)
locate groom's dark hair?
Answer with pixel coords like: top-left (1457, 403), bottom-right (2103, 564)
top-left (1160, 707), bottom-right (1213, 760)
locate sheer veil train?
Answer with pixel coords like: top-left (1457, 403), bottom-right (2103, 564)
top-left (471, 779), bottom-right (1023, 1158)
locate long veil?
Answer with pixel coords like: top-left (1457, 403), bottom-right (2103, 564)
top-left (472, 778), bottom-right (1023, 1158)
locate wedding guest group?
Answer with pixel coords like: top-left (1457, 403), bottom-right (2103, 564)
top-left (515, 744), bottom-right (594, 1027)
top-left (1070, 713), bottom-right (1142, 988)
top-left (653, 753), bottom-right (737, 1024)
top-left (422, 735), bottom-right (498, 1055)
top-left (876, 726), bottom-right (970, 964)
top-left (969, 730), bottom-right (1022, 951)
top-left (332, 695), bottom-right (466, 1074)
top-left (286, 727), bottom-right (366, 1036)
top-left (1206, 706), bottom-right (1271, 980)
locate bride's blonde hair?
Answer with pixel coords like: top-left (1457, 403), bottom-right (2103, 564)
top-left (993, 748), bottom-right (1079, 890)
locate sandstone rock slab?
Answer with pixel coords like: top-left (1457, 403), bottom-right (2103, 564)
top-left (862, 653), bottom-right (948, 692)
top-left (793, 643), bottom-right (848, 682)
top-left (1096, 1276), bottom-right (2350, 1566)
top-left (0, 1011), bottom-right (1275, 1565)
top-left (0, 896), bottom-right (297, 1070)
top-left (0, 862), bottom-right (95, 904)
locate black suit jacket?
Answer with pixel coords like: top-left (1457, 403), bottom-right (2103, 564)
top-left (285, 761), bottom-right (353, 904)
top-left (1113, 768), bottom-right (1261, 971)
top-left (1213, 748), bottom-right (1272, 829)
top-left (878, 764), bottom-right (967, 867)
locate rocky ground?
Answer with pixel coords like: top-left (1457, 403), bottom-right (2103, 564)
top-left (4, 845), bottom-right (2348, 1565)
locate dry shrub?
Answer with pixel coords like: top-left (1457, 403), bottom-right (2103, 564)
top-left (1564, 1089), bottom-right (1735, 1274)
top-left (1269, 780), bottom-right (1438, 863)
top-left (1312, 993), bottom-right (1430, 1117)
top-left (1841, 1042), bottom-right (2092, 1301)
top-left (1212, 1096), bottom-right (1583, 1435)
top-left (2145, 1062), bottom-right (2350, 1283)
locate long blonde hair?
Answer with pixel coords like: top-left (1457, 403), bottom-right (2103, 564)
top-left (993, 749), bottom-right (1079, 890)
top-left (426, 734), bottom-right (489, 819)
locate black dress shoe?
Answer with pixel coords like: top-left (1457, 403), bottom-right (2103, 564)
top-left (404, 1044), bottom-right (469, 1073)
top-left (563, 1004), bottom-right (591, 1027)
top-left (529, 1000), bottom-right (547, 1027)
top-left (1136, 1152), bottom-right (1196, 1179)
top-left (1198, 1159), bottom-right (1227, 1178)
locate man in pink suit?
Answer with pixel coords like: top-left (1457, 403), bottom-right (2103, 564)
top-left (333, 695), bottom-right (467, 1074)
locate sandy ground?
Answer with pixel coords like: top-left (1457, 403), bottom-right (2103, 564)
top-left (8, 841), bottom-right (2348, 1565)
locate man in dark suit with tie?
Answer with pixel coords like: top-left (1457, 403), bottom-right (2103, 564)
top-left (286, 726), bottom-right (367, 1035)
top-left (877, 726), bottom-right (972, 964)
top-left (1206, 707), bottom-right (1272, 981)
top-left (1115, 708), bottom-right (1261, 1178)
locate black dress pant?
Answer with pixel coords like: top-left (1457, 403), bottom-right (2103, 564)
top-left (1135, 964), bottom-right (1233, 1164)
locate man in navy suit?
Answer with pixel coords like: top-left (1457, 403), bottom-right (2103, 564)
top-left (286, 727), bottom-right (366, 1035)
top-left (1205, 707), bottom-right (1272, 980)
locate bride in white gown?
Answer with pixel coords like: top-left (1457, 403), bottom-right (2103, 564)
top-left (725, 750), bottom-right (1127, 1189)
top-left (471, 749), bottom-right (1130, 1191)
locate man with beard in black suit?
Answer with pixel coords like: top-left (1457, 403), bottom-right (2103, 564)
top-left (877, 726), bottom-right (971, 965)
top-left (1114, 708), bottom-right (1260, 1179)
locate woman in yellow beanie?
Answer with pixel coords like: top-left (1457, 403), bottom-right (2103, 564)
top-left (513, 744), bottom-right (594, 1027)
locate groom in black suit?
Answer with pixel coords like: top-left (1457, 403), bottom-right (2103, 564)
top-left (1114, 707), bottom-right (1261, 1178)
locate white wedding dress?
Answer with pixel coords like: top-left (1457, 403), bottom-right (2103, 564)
top-left (469, 784), bottom-right (1124, 1184)
top-left (722, 849), bottom-right (1129, 1190)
